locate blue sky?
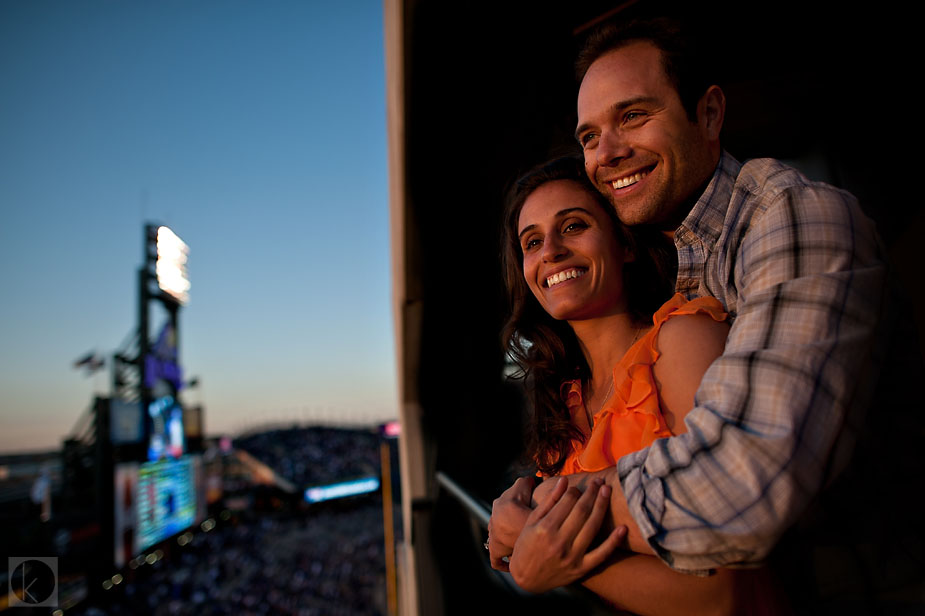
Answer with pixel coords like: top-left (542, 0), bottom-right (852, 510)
top-left (0, 1), bottom-right (396, 452)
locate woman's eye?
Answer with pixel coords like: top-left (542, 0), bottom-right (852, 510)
top-left (523, 237), bottom-right (541, 251)
top-left (563, 221), bottom-right (588, 233)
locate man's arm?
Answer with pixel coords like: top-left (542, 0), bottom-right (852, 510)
top-left (622, 169), bottom-right (887, 572)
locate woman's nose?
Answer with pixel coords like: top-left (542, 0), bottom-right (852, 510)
top-left (542, 234), bottom-right (567, 261)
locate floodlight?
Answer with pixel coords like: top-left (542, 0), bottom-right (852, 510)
top-left (155, 226), bottom-right (190, 304)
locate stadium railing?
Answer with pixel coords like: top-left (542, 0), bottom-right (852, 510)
top-left (435, 471), bottom-right (618, 615)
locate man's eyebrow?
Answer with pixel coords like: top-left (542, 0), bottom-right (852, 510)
top-left (518, 207), bottom-right (591, 239)
top-left (574, 96), bottom-right (660, 140)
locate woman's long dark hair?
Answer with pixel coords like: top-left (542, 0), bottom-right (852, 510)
top-left (501, 156), bottom-right (675, 475)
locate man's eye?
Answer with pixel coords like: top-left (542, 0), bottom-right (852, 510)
top-left (579, 132), bottom-right (598, 148)
top-left (624, 111), bottom-right (645, 124)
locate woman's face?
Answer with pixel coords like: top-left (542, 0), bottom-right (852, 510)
top-left (517, 179), bottom-right (631, 322)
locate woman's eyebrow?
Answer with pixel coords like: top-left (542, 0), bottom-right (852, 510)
top-left (518, 207), bottom-right (592, 239)
top-left (556, 207), bottom-right (591, 217)
top-left (517, 224), bottom-right (536, 241)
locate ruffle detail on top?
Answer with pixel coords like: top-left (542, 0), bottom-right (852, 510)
top-left (558, 293), bottom-right (727, 475)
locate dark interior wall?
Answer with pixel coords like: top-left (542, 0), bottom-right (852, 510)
top-left (400, 1), bottom-right (915, 612)
top-left (401, 4), bottom-right (596, 613)
top-left (404, 1), bottom-right (587, 500)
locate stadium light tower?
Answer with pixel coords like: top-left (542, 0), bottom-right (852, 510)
top-left (138, 224), bottom-right (190, 455)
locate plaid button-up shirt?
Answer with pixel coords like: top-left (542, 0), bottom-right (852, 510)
top-left (618, 152), bottom-right (887, 573)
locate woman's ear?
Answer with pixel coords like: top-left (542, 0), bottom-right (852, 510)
top-left (617, 225), bottom-right (637, 264)
top-left (622, 243), bottom-right (636, 264)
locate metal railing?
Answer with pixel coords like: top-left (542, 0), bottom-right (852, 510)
top-left (434, 471), bottom-right (617, 615)
top-left (435, 471), bottom-right (490, 526)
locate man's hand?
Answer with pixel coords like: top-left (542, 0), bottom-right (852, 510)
top-left (508, 476), bottom-right (627, 593)
top-left (488, 476), bottom-right (536, 571)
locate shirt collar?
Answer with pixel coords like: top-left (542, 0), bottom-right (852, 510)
top-left (676, 151), bottom-right (742, 248)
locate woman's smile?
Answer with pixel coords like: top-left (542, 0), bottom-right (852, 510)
top-left (545, 267), bottom-right (587, 288)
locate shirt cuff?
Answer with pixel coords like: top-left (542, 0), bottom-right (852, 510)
top-left (618, 449), bottom-right (713, 576)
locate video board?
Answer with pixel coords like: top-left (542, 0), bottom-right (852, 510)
top-left (113, 455), bottom-right (201, 568)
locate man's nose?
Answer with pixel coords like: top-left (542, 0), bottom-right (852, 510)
top-left (596, 130), bottom-right (631, 167)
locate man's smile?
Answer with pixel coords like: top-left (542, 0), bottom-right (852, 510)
top-left (609, 167), bottom-right (652, 190)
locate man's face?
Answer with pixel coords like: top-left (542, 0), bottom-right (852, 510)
top-left (576, 42), bottom-right (719, 228)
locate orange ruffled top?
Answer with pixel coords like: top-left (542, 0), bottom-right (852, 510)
top-left (556, 293), bottom-right (727, 475)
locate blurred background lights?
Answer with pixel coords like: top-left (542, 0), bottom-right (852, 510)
top-left (156, 226), bottom-right (190, 304)
top-left (383, 421), bottom-right (400, 438)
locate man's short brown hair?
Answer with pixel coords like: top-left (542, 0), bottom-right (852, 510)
top-left (576, 16), bottom-right (712, 122)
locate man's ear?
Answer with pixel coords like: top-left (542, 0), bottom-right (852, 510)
top-left (698, 85), bottom-right (725, 141)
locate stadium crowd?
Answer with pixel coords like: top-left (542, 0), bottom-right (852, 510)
top-left (68, 426), bottom-right (394, 615)
top-left (75, 504), bottom-right (388, 616)
top-left (235, 426), bottom-right (382, 487)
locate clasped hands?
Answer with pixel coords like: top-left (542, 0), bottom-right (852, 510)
top-left (487, 475), bottom-right (627, 593)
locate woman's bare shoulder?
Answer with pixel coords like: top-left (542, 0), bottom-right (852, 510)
top-left (657, 311), bottom-right (730, 359)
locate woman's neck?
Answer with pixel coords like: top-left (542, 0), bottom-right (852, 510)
top-left (570, 312), bottom-right (644, 391)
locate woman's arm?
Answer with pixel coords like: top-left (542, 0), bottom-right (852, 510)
top-left (651, 312), bottom-right (730, 434)
top-left (581, 553), bottom-right (741, 616)
top-left (513, 475), bottom-right (771, 616)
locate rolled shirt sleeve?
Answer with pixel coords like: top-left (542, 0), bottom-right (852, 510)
top-left (618, 155), bottom-right (888, 573)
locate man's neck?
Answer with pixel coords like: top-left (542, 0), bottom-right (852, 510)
top-left (661, 151), bottom-right (723, 236)
top-left (659, 179), bottom-right (710, 236)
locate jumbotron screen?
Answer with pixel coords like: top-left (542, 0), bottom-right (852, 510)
top-left (114, 455), bottom-right (206, 567)
top-left (114, 456), bottom-right (198, 567)
top-left (137, 457), bottom-right (196, 552)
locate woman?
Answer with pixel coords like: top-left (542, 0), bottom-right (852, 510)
top-left (489, 156), bottom-right (786, 615)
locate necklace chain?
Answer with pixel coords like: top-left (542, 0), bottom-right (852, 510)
top-left (585, 324), bottom-right (643, 429)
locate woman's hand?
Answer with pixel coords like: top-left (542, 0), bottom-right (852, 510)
top-left (488, 476), bottom-right (536, 571)
top-left (508, 476), bottom-right (627, 593)
top-left (530, 472), bottom-right (560, 508)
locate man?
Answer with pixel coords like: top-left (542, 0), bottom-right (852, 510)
top-left (490, 16), bottom-right (896, 606)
